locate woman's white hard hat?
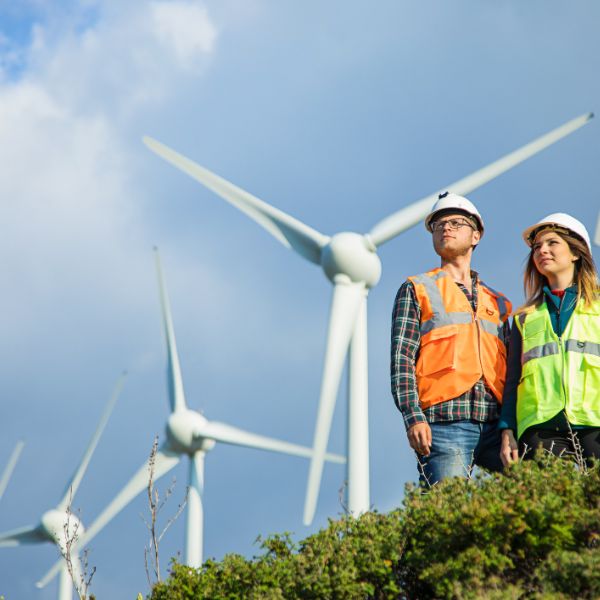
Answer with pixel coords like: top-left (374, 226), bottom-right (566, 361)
top-left (424, 192), bottom-right (484, 235)
top-left (522, 212), bottom-right (591, 252)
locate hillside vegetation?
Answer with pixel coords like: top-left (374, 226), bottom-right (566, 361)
top-left (149, 454), bottom-right (600, 600)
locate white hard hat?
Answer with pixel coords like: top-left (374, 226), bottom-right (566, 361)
top-left (522, 212), bottom-right (591, 252)
top-left (425, 191), bottom-right (484, 234)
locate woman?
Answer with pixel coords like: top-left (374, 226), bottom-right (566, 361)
top-left (499, 212), bottom-right (600, 466)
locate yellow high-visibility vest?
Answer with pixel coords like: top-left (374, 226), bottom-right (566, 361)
top-left (515, 298), bottom-right (600, 439)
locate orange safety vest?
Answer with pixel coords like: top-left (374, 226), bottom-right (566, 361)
top-left (408, 268), bottom-right (512, 409)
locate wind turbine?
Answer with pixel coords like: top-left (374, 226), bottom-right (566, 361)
top-left (595, 211), bottom-right (600, 247)
top-left (39, 249), bottom-right (345, 580)
top-left (0, 373), bottom-right (126, 600)
top-left (0, 440), bottom-right (25, 503)
top-left (143, 112), bottom-right (593, 525)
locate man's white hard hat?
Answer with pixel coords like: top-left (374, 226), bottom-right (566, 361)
top-left (522, 212), bottom-right (592, 252)
top-left (424, 191), bottom-right (484, 235)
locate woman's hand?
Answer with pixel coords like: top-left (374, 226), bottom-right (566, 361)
top-left (500, 429), bottom-right (519, 466)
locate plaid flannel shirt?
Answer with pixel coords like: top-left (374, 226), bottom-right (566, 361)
top-left (390, 271), bottom-right (510, 431)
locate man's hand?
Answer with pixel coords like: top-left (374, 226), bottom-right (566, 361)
top-left (407, 422), bottom-right (432, 456)
top-left (500, 429), bottom-right (519, 466)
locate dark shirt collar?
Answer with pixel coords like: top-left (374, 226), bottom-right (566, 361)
top-left (543, 284), bottom-right (577, 311)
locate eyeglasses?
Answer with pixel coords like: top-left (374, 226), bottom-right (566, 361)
top-left (430, 218), bottom-right (475, 232)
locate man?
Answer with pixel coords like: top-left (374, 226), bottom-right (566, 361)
top-left (390, 191), bottom-right (511, 485)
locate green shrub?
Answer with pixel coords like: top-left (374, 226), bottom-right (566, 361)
top-left (149, 454), bottom-right (600, 600)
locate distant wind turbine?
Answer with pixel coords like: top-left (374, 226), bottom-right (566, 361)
top-left (0, 440), bottom-right (25, 503)
top-left (0, 374), bottom-right (126, 600)
top-left (39, 249), bottom-right (345, 580)
top-left (143, 112), bottom-right (593, 526)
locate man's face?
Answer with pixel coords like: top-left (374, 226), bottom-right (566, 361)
top-left (431, 212), bottom-right (481, 259)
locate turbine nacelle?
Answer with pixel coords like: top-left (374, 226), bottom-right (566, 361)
top-left (40, 509), bottom-right (84, 548)
top-left (320, 232), bottom-right (382, 287)
top-left (166, 410), bottom-right (216, 454)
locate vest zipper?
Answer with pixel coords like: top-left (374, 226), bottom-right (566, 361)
top-left (473, 290), bottom-right (484, 376)
top-left (556, 295), bottom-right (568, 415)
top-left (557, 293), bottom-right (564, 337)
top-left (558, 336), bottom-right (568, 413)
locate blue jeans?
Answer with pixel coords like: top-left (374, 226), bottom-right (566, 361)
top-left (418, 420), bottom-right (503, 486)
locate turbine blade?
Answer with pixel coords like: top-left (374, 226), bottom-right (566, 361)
top-left (154, 249), bottom-right (187, 413)
top-left (143, 136), bottom-right (330, 264)
top-left (304, 281), bottom-right (366, 526)
top-left (36, 559), bottom-right (62, 589)
top-left (0, 440), bottom-right (25, 501)
top-left (595, 212), bottom-right (600, 247)
top-left (200, 421), bottom-right (346, 464)
top-left (0, 524), bottom-right (45, 547)
top-left (74, 446), bottom-right (180, 551)
top-left (57, 372), bottom-right (128, 510)
top-left (369, 112), bottom-right (594, 247)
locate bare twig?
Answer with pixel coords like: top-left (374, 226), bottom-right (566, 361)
top-left (463, 450), bottom-right (475, 480)
top-left (415, 449), bottom-right (475, 487)
top-left (61, 487), bottom-right (96, 600)
top-left (566, 421), bottom-right (588, 473)
top-left (416, 453), bottom-right (434, 488)
top-left (338, 479), bottom-right (349, 515)
top-left (157, 489), bottom-right (188, 546)
top-left (142, 436), bottom-right (188, 589)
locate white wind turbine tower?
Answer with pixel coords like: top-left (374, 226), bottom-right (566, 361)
top-left (38, 249), bottom-right (346, 578)
top-left (143, 112), bottom-right (593, 526)
top-left (0, 374), bottom-right (126, 600)
top-left (0, 440), bottom-right (25, 503)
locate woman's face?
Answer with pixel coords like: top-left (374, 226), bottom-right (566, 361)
top-left (531, 229), bottom-right (578, 282)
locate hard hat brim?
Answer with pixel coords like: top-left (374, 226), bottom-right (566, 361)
top-left (424, 192), bottom-right (484, 235)
top-left (522, 215), bottom-right (591, 251)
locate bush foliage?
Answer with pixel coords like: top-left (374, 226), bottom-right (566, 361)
top-left (148, 455), bottom-right (600, 599)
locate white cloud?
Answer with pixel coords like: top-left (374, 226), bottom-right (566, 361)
top-left (0, 1), bottom-right (222, 343)
top-left (151, 1), bottom-right (217, 67)
top-left (10, 1), bottom-right (219, 118)
top-left (0, 79), bottom-right (137, 336)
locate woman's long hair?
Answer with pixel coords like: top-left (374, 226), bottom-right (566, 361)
top-left (522, 229), bottom-right (599, 310)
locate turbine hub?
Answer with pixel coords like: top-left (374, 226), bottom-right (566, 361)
top-left (166, 410), bottom-right (216, 454)
top-left (320, 232), bottom-right (382, 287)
top-left (41, 509), bottom-right (84, 548)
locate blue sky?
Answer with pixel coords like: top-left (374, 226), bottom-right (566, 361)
top-left (0, 1), bottom-right (599, 598)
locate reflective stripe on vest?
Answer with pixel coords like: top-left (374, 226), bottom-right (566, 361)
top-left (410, 272), bottom-right (473, 334)
top-left (515, 299), bottom-right (600, 439)
top-left (408, 268), bottom-right (512, 409)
